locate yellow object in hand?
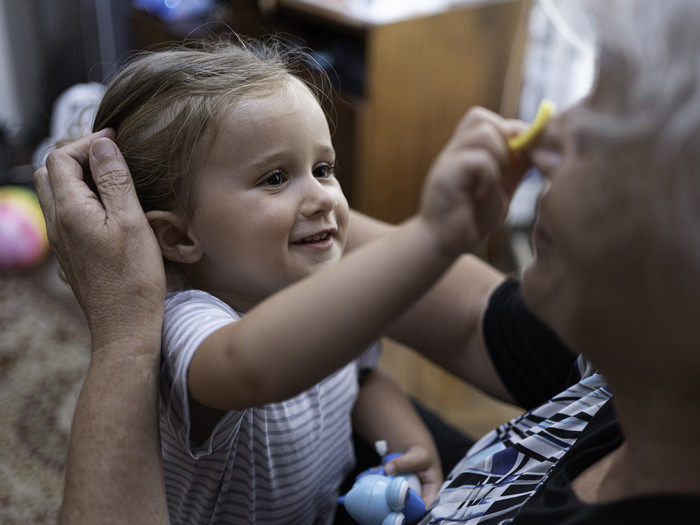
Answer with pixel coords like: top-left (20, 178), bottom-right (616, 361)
top-left (508, 99), bottom-right (556, 152)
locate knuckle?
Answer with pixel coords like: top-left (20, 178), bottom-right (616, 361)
top-left (96, 165), bottom-right (135, 202)
top-left (44, 149), bottom-right (61, 170)
top-left (33, 166), bottom-right (48, 182)
top-left (100, 165), bottom-right (129, 189)
top-left (462, 106), bottom-right (490, 126)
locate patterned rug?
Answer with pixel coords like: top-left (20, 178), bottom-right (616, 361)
top-left (0, 257), bottom-right (90, 524)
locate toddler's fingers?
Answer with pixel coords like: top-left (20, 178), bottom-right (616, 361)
top-left (450, 111), bottom-right (526, 172)
top-left (384, 448), bottom-right (431, 476)
top-left (454, 106), bottom-right (504, 133)
top-left (420, 478), bottom-right (441, 506)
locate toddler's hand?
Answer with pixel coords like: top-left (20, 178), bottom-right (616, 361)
top-left (384, 444), bottom-right (443, 507)
top-left (418, 106), bottom-right (530, 257)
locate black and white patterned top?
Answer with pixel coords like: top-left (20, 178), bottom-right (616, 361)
top-left (421, 364), bottom-right (610, 524)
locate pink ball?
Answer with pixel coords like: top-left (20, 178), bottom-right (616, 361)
top-left (0, 186), bottom-right (49, 271)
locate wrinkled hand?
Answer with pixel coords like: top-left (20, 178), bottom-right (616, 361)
top-left (33, 129), bottom-right (165, 352)
top-left (419, 106), bottom-right (530, 257)
top-left (384, 444), bottom-right (443, 507)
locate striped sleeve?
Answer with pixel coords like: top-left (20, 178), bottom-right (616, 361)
top-left (160, 289), bottom-right (241, 457)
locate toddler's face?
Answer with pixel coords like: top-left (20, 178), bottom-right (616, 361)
top-left (184, 79), bottom-right (349, 311)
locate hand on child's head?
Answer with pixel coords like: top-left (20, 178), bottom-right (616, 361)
top-left (35, 130), bottom-right (166, 334)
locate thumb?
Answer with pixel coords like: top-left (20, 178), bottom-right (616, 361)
top-left (89, 137), bottom-right (141, 215)
top-left (384, 450), bottom-right (430, 476)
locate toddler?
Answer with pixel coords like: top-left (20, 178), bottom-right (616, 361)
top-left (93, 37), bottom-right (511, 524)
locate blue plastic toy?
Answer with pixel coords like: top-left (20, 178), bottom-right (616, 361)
top-left (337, 441), bottom-right (426, 525)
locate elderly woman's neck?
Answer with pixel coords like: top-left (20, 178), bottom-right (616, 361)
top-left (599, 389), bottom-right (700, 501)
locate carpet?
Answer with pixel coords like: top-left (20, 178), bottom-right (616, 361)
top-left (0, 257), bottom-right (90, 524)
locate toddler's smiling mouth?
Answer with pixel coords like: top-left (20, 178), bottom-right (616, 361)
top-left (293, 232), bottom-right (332, 245)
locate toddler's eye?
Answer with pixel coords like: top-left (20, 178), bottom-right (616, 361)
top-left (262, 171), bottom-right (286, 186)
top-left (313, 162), bottom-right (337, 179)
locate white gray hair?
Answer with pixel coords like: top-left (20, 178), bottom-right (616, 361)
top-left (583, 0), bottom-right (700, 165)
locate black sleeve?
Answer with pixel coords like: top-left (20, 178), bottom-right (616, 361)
top-left (484, 279), bottom-right (577, 410)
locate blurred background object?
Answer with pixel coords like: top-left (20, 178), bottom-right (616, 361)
top-left (0, 185), bottom-right (48, 271)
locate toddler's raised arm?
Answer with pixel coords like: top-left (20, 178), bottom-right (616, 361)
top-left (188, 107), bottom-right (530, 411)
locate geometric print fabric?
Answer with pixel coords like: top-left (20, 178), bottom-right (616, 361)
top-left (420, 369), bottom-right (611, 524)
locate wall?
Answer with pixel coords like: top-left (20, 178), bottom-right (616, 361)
top-left (0, 0), bottom-right (87, 144)
top-left (0, 0), bottom-right (44, 140)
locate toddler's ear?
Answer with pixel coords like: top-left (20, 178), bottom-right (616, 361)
top-left (145, 210), bottom-right (202, 263)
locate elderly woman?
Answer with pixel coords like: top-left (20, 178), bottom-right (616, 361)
top-left (370, 1), bottom-right (700, 521)
top-left (35, 0), bottom-right (700, 523)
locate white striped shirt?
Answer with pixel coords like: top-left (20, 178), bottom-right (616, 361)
top-left (160, 289), bottom-right (381, 524)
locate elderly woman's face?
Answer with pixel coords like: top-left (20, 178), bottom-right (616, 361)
top-left (520, 89), bottom-right (656, 353)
